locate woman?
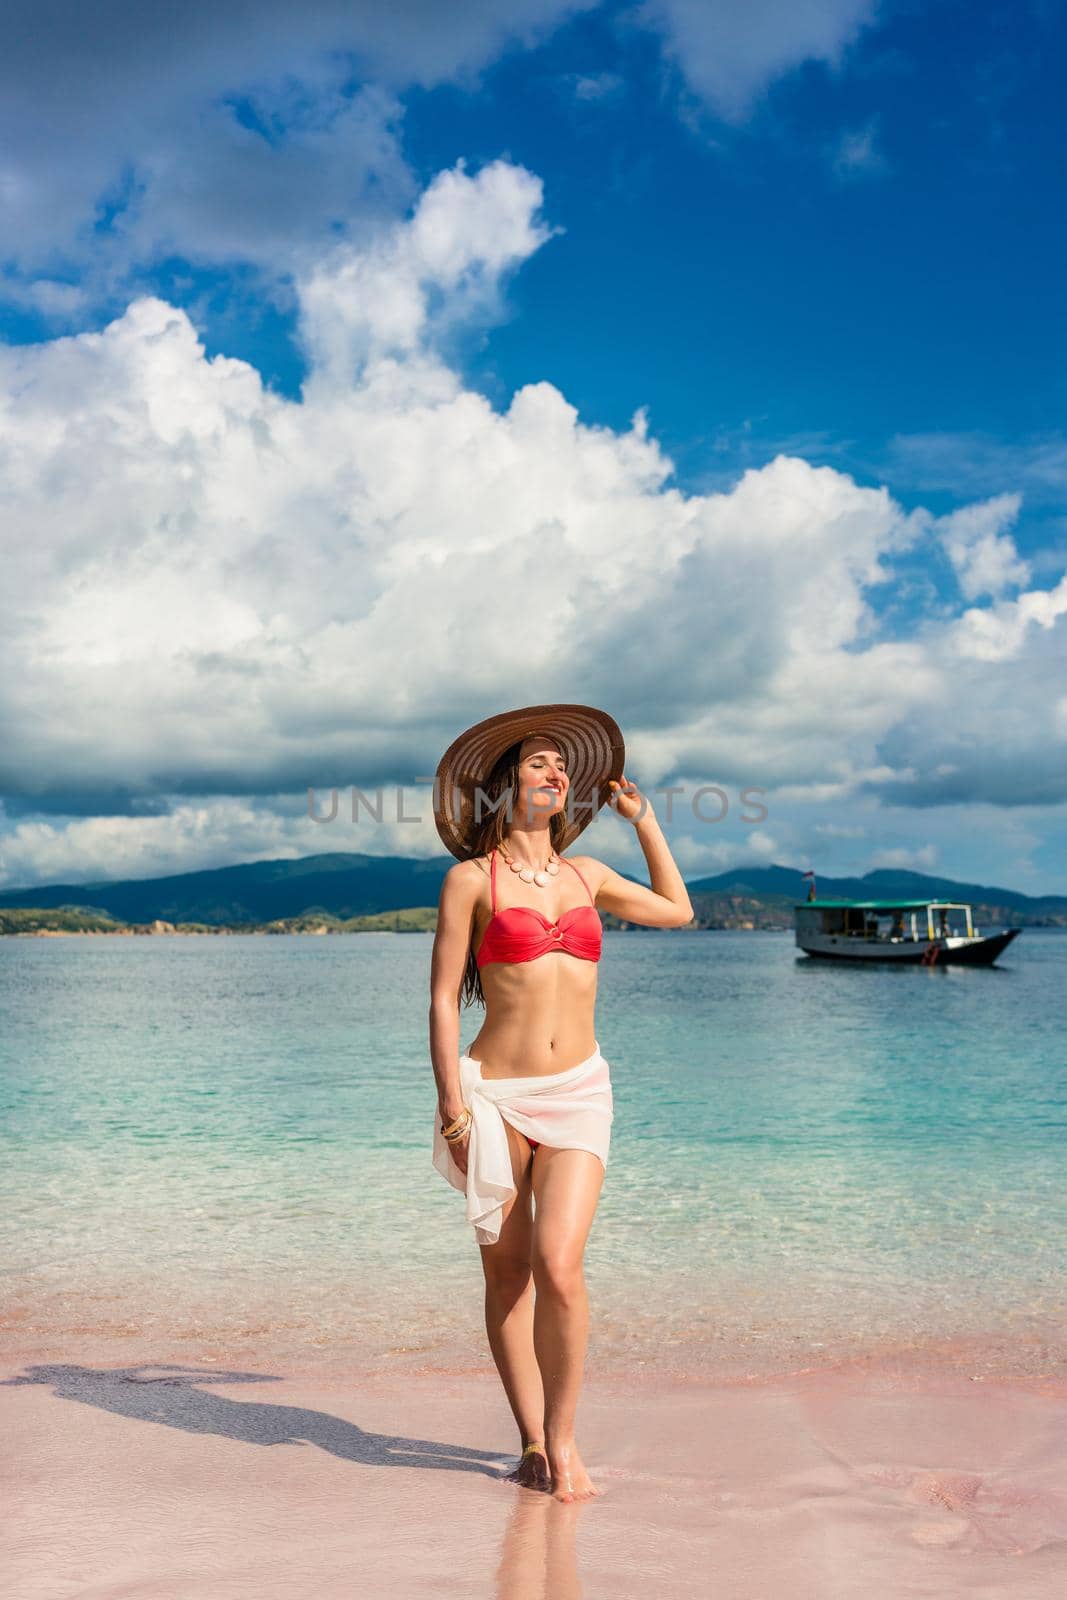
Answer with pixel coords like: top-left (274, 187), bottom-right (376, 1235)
top-left (429, 704), bottom-right (693, 1502)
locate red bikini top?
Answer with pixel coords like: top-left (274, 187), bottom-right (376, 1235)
top-left (475, 849), bottom-right (602, 969)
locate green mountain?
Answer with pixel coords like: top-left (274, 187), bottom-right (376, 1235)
top-left (0, 852), bottom-right (450, 926)
top-left (0, 852), bottom-right (1062, 930)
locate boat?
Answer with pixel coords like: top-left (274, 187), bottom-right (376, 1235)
top-left (794, 894), bottom-right (1021, 965)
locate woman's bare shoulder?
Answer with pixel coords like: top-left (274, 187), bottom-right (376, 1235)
top-left (566, 852), bottom-right (611, 887)
top-left (442, 855), bottom-right (491, 892)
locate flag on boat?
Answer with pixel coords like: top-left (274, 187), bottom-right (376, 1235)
top-left (802, 869), bottom-right (816, 902)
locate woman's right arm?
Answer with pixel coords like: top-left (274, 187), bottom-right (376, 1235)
top-left (429, 862), bottom-right (479, 1170)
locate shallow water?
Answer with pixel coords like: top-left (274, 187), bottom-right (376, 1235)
top-left (2, 929), bottom-right (1064, 1377)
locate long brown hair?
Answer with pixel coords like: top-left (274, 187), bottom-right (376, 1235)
top-left (459, 738), bottom-right (571, 1009)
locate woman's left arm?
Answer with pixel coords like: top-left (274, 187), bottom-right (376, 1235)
top-left (581, 776), bottom-right (694, 928)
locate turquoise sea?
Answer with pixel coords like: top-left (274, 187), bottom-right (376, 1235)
top-left (2, 930), bottom-right (1065, 1379)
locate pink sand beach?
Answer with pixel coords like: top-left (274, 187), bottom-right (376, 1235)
top-left (4, 1338), bottom-right (1067, 1599)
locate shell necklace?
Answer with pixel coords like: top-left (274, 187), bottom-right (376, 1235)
top-left (498, 842), bottom-right (561, 888)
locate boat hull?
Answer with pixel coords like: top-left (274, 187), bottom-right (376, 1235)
top-left (797, 928), bottom-right (1020, 965)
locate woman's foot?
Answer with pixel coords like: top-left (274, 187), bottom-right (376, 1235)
top-left (546, 1438), bottom-right (602, 1502)
top-left (504, 1441), bottom-right (550, 1490)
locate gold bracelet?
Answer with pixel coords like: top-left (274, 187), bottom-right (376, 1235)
top-left (441, 1107), bottom-right (472, 1138)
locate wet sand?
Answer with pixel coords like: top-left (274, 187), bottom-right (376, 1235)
top-left (4, 1354), bottom-right (1066, 1598)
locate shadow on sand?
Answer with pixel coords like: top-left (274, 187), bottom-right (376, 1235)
top-left (2, 1362), bottom-right (514, 1479)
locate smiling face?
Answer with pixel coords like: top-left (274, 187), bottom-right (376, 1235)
top-left (516, 734), bottom-right (568, 824)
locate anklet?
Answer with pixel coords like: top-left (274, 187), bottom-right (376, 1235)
top-left (521, 1442), bottom-right (547, 1458)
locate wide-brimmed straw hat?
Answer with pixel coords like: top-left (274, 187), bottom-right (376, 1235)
top-left (433, 703), bottom-right (626, 861)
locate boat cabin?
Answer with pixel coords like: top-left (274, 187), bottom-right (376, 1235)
top-left (795, 899), bottom-right (975, 943)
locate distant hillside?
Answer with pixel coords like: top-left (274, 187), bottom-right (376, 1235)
top-left (0, 852), bottom-right (450, 926)
top-left (0, 852), bottom-right (1062, 931)
top-left (0, 905), bottom-right (438, 937)
top-left (686, 862), bottom-right (1065, 911)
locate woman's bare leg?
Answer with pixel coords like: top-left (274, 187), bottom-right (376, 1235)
top-left (479, 1121), bottom-right (547, 1488)
top-left (529, 1148), bottom-right (606, 1502)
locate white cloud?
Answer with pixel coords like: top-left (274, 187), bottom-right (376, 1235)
top-left (946, 573), bottom-right (1067, 662)
top-left (867, 843), bottom-right (938, 871)
top-left (0, 799), bottom-right (300, 892)
top-left (297, 160), bottom-right (555, 384)
top-left (634, 0), bottom-right (879, 121)
top-left (933, 492), bottom-right (1030, 600)
top-left (859, 602), bottom-right (1067, 810)
top-left (0, 0), bottom-right (589, 301)
top-left (1, 156), bottom-right (1066, 891)
top-left (0, 0), bottom-right (893, 317)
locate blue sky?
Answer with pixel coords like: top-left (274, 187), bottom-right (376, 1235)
top-left (1, 0), bottom-right (1065, 895)
top-left (413, 2), bottom-right (1067, 519)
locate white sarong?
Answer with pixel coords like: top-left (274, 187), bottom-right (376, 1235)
top-left (432, 1043), bottom-right (614, 1246)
